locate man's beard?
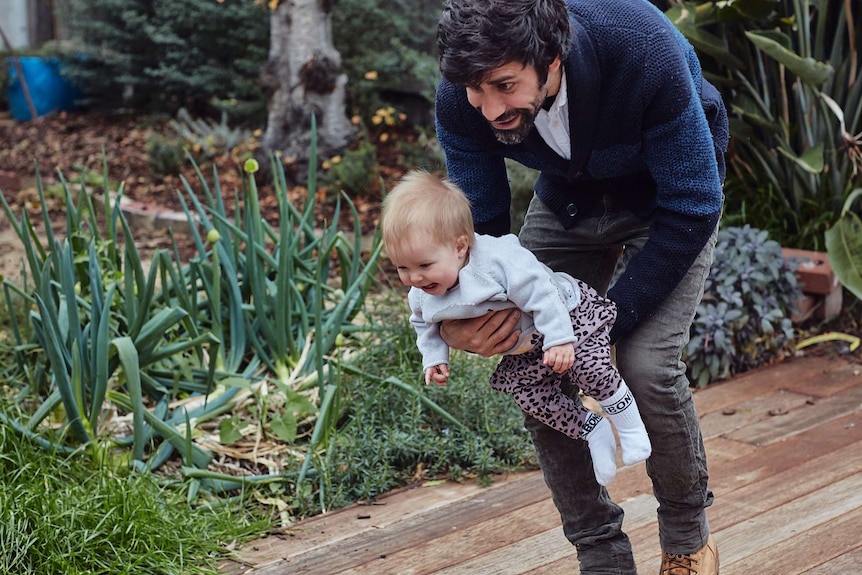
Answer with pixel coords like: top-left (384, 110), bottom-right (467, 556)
top-left (488, 85), bottom-right (547, 145)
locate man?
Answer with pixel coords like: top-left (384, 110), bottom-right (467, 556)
top-left (434, 0), bottom-right (728, 573)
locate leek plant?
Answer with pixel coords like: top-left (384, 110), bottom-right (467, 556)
top-left (0, 169), bottom-right (221, 468)
top-left (184, 140), bottom-right (381, 382)
top-left (0, 119), bottom-right (382, 503)
top-left (177, 119), bottom-right (382, 455)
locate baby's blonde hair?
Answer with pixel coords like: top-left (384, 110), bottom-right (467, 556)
top-left (381, 170), bottom-right (475, 259)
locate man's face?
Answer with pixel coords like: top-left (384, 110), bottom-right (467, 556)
top-left (465, 62), bottom-right (549, 145)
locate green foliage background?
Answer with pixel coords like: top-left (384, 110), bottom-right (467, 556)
top-left (64, 0), bottom-right (269, 121)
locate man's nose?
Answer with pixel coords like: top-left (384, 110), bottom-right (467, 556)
top-left (467, 91), bottom-right (506, 123)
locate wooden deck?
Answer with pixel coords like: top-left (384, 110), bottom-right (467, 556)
top-left (220, 353), bottom-right (862, 575)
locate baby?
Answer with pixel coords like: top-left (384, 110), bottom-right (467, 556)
top-left (380, 170), bottom-right (651, 485)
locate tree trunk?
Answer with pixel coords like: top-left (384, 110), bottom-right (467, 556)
top-left (260, 0), bottom-right (355, 182)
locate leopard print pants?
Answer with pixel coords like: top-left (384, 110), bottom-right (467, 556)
top-left (488, 279), bottom-right (620, 440)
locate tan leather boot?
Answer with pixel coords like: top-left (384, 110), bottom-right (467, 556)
top-left (659, 533), bottom-right (719, 574)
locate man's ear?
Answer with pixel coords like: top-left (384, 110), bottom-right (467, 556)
top-left (549, 56), bottom-right (562, 74)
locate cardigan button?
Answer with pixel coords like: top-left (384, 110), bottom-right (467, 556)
top-left (566, 203), bottom-right (579, 217)
top-left (574, 171), bottom-right (582, 178)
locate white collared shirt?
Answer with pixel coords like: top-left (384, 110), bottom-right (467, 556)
top-left (534, 69), bottom-right (571, 159)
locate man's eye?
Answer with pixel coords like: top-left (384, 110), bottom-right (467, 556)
top-left (498, 82), bottom-right (514, 91)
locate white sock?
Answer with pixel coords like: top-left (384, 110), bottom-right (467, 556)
top-left (598, 381), bottom-right (652, 466)
top-left (582, 414), bottom-right (617, 486)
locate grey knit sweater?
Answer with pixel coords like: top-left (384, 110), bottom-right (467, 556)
top-left (435, 0), bottom-right (728, 341)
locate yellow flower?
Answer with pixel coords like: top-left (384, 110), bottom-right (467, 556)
top-left (371, 115), bottom-right (383, 125)
top-left (379, 133), bottom-right (390, 143)
top-left (331, 155), bottom-right (342, 164)
top-left (244, 158), bottom-right (260, 173)
top-left (364, 71), bottom-right (378, 80)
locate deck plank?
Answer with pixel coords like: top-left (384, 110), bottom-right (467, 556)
top-left (234, 470), bottom-right (539, 567)
top-left (725, 382), bottom-right (862, 446)
top-left (690, 355), bottom-right (861, 416)
top-left (723, 511), bottom-right (862, 575)
top-left (700, 474), bottom-right (862, 567)
top-left (245, 472), bottom-right (553, 574)
top-left (802, 545), bottom-right (862, 574)
top-left (221, 355), bottom-right (862, 575)
top-left (699, 387), bottom-right (813, 439)
top-left (339, 493), bottom-right (660, 575)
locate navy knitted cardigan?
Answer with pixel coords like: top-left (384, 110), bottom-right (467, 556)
top-left (435, 0), bottom-right (729, 341)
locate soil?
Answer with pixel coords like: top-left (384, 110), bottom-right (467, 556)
top-left (0, 109), bottom-right (411, 280)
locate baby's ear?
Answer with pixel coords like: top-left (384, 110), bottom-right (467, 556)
top-left (455, 234), bottom-right (470, 256)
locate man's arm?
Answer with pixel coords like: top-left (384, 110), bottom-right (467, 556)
top-left (606, 26), bottom-right (726, 342)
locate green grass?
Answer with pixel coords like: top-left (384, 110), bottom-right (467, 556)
top-left (310, 291), bottom-right (538, 512)
top-left (0, 422), bottom-right (269, 575)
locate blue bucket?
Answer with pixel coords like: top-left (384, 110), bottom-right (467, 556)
top-left (7, 57), bottom-right (81, 121)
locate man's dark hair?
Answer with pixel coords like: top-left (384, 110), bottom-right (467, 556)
top-left (437, 0), bottom-right (572, 87)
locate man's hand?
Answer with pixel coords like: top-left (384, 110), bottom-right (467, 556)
top-left (425, 364), bottom-right (450, 386)
top-left (439, 309), bottom-right (521, 357)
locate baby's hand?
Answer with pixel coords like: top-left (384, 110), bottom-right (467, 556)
top-left (425, 364), bottom-right (450, 386)
top-left (543, 344), bottom-right (575, 373)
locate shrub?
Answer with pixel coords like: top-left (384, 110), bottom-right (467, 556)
top-left (333, 0), bottom-right (440, 124)
top-left (665, 0), bottom-right (862, 250)
top-left (146, 133), bottom-right (185, 177)
top-left (63, 0), bottom-right (269, 121)
top-left (685, 225), bottom-right (802, 387)
top-left (322, 293), bottom-right (536, 509)
top-left (169, 108), bottom-right (253, 159)
top-left (320, 138), bottom-right (379, 196)
top-left (506, 159), bottom-right (540, 235)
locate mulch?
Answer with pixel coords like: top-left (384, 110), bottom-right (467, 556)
top-left (0, 109), bottom-right (420, 289)
top-left (0, 110), bottom-right (408, 240)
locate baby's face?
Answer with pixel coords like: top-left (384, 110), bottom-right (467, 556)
top-left (389, 236), bottom-right (468, 296)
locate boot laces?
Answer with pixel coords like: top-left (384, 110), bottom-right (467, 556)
top-left (661, 552), bottom-right (700, 574)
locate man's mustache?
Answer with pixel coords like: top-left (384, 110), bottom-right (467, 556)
top-left (492, 110), bottom-right (519, 123)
